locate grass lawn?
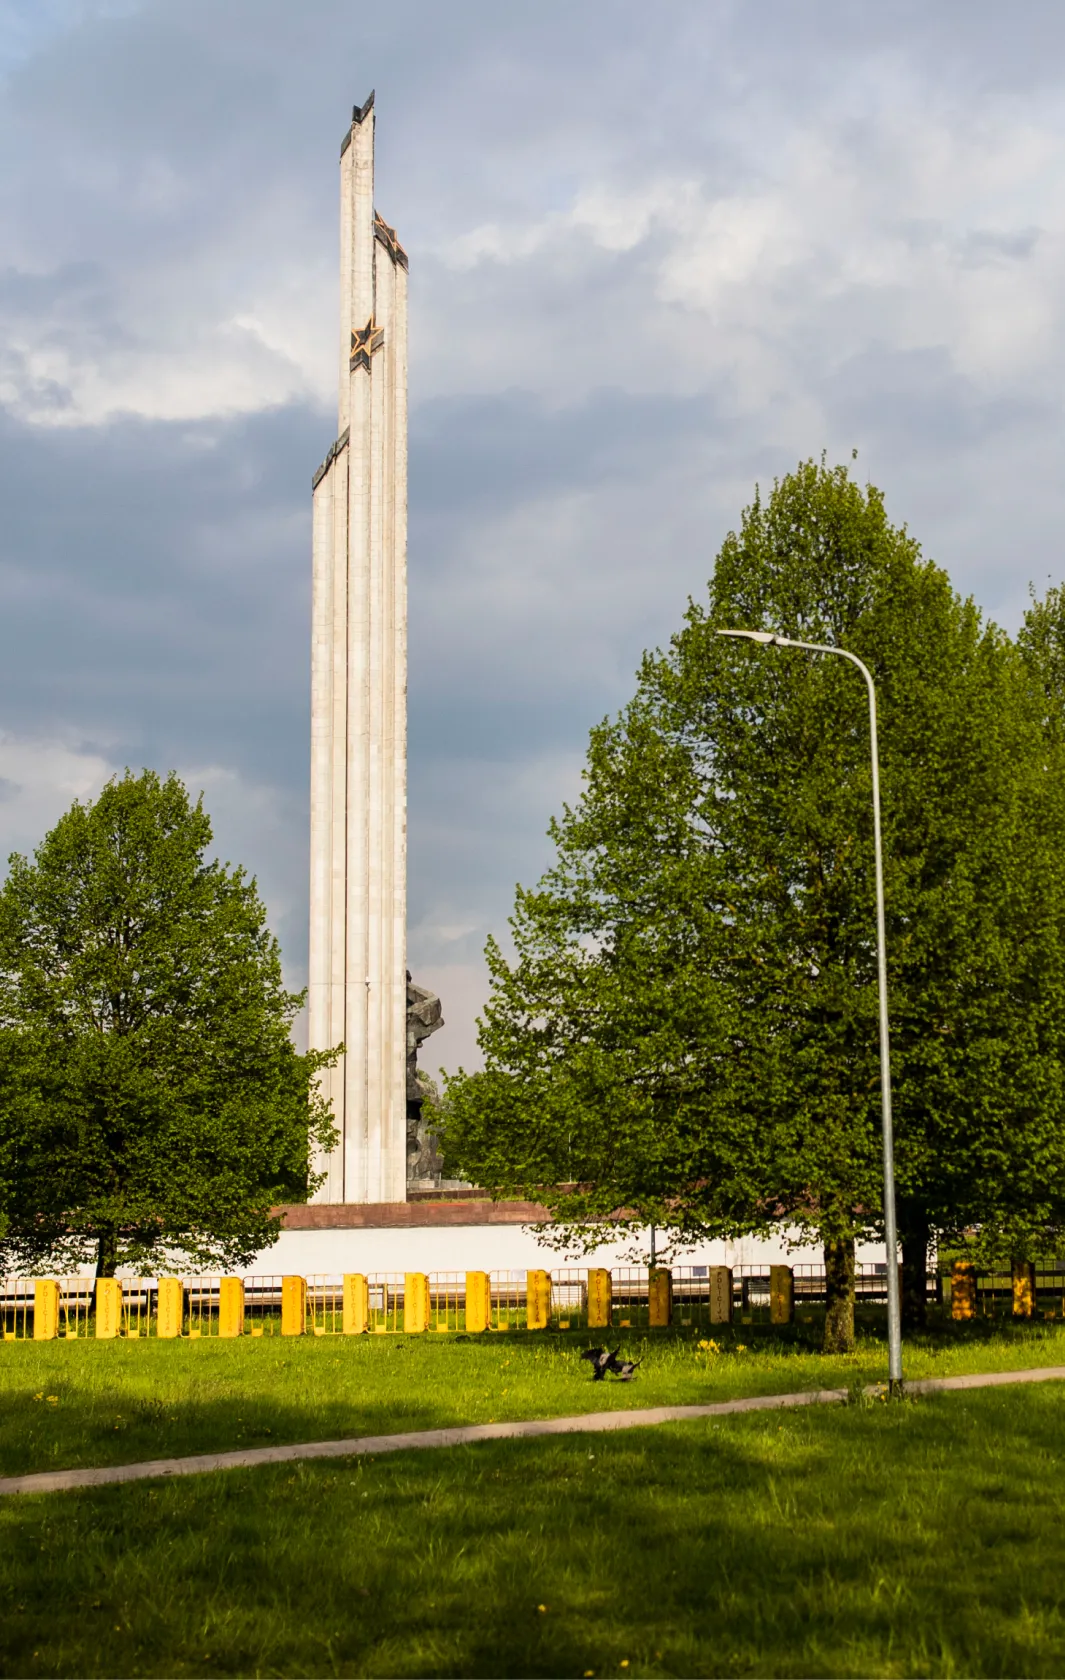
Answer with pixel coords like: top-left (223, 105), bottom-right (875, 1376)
top-left (2, 1315), bottom-right (1065, 1479)
top-left (2, 1380), bottom-right (1064, 1678)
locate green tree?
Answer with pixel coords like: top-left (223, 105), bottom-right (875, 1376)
top-left (444, 459), bottom-right (1065, 1349)
top-left (0, 770), bottom-right (336, 1277)
top-left (1020, 583), bottom-right (1065, 730)
top-left (882, 604), bottom-right (1065, 1320)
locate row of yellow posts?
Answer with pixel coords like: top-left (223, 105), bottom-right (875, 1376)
top-left (26, 1273), bottom-right (491, 1339)
top-left (950, 1259), bottom-right (1040, 1320)
top-left (30, 1276), bottom-right (317, 1340)
top-left (26, 1264), bottom-right (796, 1339)
top-left (31, 1260), bottom-right (1042, 1340)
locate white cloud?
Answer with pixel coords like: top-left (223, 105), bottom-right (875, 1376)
top-left (422, 99), bottom-right (1065, 416)
top-left (0, 733), bottom-right (115, 861)
top-left (2, 11), bottom-right (1065, 446)
top-left (0, 21), bottom-right (1052, 433)
top-left (0, 255), bottom-right (335, 427)
top-left (175, 762), bottom-right (309, 989)
top-left (414, 959), bottom-right (490, 1076)
top-left (0, 738), bottom-right (308, 995)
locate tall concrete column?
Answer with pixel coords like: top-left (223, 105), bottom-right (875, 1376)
top-left (309, 92), bottom-right (408, 1203)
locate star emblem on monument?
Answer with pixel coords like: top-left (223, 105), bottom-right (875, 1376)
top-left (350, 318), bottom-right (385, 371)
top-left (374, 211), bottom-right (408, 269)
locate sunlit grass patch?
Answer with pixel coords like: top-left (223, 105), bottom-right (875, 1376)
top-left (1, 1314), bottom-right (1063, 1481)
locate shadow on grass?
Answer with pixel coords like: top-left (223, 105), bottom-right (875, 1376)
top-left (2, 1385), bottom-right (1064, 1678)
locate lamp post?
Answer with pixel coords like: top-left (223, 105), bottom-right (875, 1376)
top-left (717, 629), bottom-right (902, 1394)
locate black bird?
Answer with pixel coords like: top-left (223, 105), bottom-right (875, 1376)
top-left (606, 1351), bottom-right (641, 1381)
top-left (580, 1346), bottom-right (616, 1381)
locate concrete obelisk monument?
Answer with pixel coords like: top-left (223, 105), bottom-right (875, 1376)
top-left (308, 92), bottom-right (409, 1203)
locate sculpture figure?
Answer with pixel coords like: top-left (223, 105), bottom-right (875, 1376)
top-left (406, 974), bottom-right (444, 1185)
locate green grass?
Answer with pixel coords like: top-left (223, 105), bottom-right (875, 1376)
top-left (3, 1382), bottom-right (1065, 1678)
top-left (3, 1316), bottom-right (1065, 1479)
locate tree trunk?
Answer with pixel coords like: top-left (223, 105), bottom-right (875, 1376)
top-left (900, 1208), bottom-right (930, 1331)
top-left (96, 1229), bottom-right (118, 1279)
top-left (822, 1235), bottom-right (856, 1353)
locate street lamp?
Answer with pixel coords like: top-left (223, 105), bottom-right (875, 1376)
top-left (716, 628), bottom-right (902, 1394)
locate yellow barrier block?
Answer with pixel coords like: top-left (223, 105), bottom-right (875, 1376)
top-left (33, 1279), bottom-right (60, 1341)
top-left (709, 1266), bottom-right (733, 1325)
top-left (649, 1268), bottom-right (672, 1328)
top-left (588, 1268), bottom-right (612, 1330)
top-left (95, 1277), bottom-right (121, 1339)
top-left (1012, 1260), bottom-right (1035, 1320)
top-left (770, 1265), bottom-right (794, 1325)
top-left (465, 1271), bottom-right (491, 1334)
top-left (404, 1272), bottom-right (429, 1333)
top-left (952, 1260), bottom-right (976, 1321)
top-left (527, 1269), bottom-right (551, 1330)
top-left (157, 1278), bottom-right (183, 1339)
top-left (343, 1273), bottom-right (369, 1334)
top-left (218, 1277), bottom-right (245, 1338)
top-left (281, 1275), bottom-right (306, 1336)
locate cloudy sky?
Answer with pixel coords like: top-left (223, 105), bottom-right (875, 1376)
top-left (0, 0), bottom-right (1061, 1068)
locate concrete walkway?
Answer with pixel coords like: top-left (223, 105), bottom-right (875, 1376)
top-left (2, 1364), bottom-right (1062, 1500)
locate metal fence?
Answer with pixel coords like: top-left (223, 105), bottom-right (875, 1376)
top-left (3, 1260), bottom-right (1060, 1340)
top-left (1, 1279), bottom-right (33, 1340)
top-left (959, 1264), bottom-right (1065, 1320)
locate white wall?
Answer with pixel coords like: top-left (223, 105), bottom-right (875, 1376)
top-left (28, 1224), bottom-right (889, 1281)
top-left (227, 1224), bottom-right (890, 1279)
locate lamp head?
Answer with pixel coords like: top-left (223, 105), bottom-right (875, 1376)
top-left (716, 629), bottom-right (779, 645)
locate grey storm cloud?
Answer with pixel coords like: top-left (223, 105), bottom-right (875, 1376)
top-left (3, 0), bottom-right (1065, 1065)
top-left (0, 404), bottom-right (318, 777)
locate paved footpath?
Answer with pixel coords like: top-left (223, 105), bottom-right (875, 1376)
top-left (2, 1364), bottom-right (1063, 1500)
